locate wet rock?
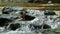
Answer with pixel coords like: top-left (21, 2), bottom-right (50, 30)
top-left (2, 7), bottom-right (23, 14)
top-left (44, 11), bottom-right (56, 15)
top-left (43, 24), bottom-right (51, 29)
top-left (0, 18), bottom-right (12, 27)
top-left (29, 24), bottom-right (42, 30)
top-left (2, 7), bottom-right (12, 14)
top-left (8, 23), bottom-right (21, 31)
top-left (29, 24), bottom-right (51, 30)
top-left (21, 15), bottom-right (35, 21)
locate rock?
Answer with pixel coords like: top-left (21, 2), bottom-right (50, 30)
top-left (43, 24), bottom-right (51, 29)
top-left (2, 6), bottom-right (12, 14)
top-left (44, 11), bottom-right (56, 15)
top-left (21, 15), bottom-right (35, 21)
top-left (29, 24), bottom-right (42, 30)
top-left (0, 18), bottom-right (12, 27)
top-left (8, 23), bottom-right (21, 31)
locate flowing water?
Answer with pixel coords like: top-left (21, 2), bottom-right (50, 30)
top-left (0, 9), bottom-right (60, 34)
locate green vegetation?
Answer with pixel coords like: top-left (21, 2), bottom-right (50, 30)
top-left (42, 28), bottom-right (60, 34)
top-left (0, 2), bottom-right (60, 10)
top-left (0, 2), bottom-right (60, 7)
top-left (0, 2), bottom-right (40, 7)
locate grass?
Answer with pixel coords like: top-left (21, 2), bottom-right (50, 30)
top-left (0, 2), bottom-right (60, 10)
top-left (0, 2), bottom-right (60, 7)
top-left (0, 2), bottom-right (40, 7)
